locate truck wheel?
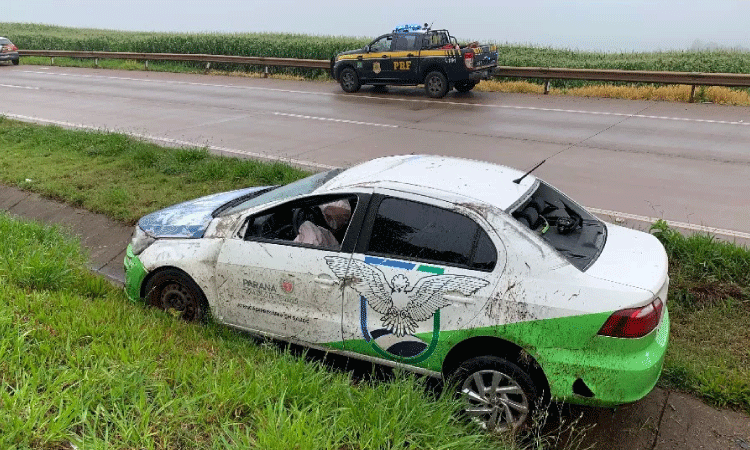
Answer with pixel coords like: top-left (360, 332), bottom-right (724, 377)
top-left (339, 67), bottom-right (361, 93)
top-left (424, 71), bottom-right (449, 98)
top-left (450, 355), bottom-right (537, 432)
top-left (455, 81), bottom-right (477, 92)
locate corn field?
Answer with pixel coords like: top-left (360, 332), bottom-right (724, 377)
top-left (4, 22), bottom-right (750, 86)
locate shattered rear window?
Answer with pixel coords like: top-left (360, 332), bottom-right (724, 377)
top-left (509, 181), bottom-right (606, 271)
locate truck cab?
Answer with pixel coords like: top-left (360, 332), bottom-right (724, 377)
top-left (331, 24), bottom-right (498, 98)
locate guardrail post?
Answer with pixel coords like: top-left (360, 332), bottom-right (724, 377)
top-left (145, 60), bottom-right (149, 70)
top-left (264, 66), bottom-right (269, 78)
top-left (50, 57), bottom-right (54, 65)
top-left (544, 80), bottom-right (551, 95)
top-left (205, 62), bottom-right (211, 73)
top-left (689, 85), bottom-right (697, 103)
top-left (95, 58), bottom-right (99, 68)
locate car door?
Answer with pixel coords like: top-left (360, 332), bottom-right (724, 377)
top-left (362, 34), bottom-right (397, 82)
top-left (390, 33), bottom-right (421, 82)
top-left (327, 192), bottom-right (505, 367)
top-left (214, 193), bottom-right (370, 346)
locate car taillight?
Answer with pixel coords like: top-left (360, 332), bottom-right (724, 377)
top-left (10, 44), bottom-right (18, 51)
top-left (464, 51), bottom-right (474, 69)
top-left (598, 297), bottom-right (663, 338)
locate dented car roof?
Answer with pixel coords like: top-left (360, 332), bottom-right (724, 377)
top-left (321, 155), bottom-right (537, 210)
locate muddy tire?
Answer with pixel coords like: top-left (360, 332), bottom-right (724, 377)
top-left (144, 268), bottom-right (208, 322)
top-left (339, 67), bottom-right (361, 93)
top-left (451, 355), bottom-right (537, 432)
top-left (455, 81), bottom-right (477, 92)
top-left (424, 71), bottom-right (449, 98)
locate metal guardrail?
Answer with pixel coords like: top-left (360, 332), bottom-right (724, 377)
top-left (19, 50), bottom-right (328, 73)
top-left (19, 50), bottom-right (750, 100)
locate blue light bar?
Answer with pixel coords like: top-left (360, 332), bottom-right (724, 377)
top-left (394, 23), bottom-right (424, 33)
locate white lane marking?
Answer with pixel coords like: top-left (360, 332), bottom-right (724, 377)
top-left (0, 84), bottom-right (39, 90)
top-left (0, 112), bottom-right (337, 171)
top-left (273, 112), bottom-right (399, 128)
top-left (2, 111), bottom-right (748, 240)
top-left (588, 207), bottom-right (750, 240)
top-left (18, 69), bottom-right (750, 127)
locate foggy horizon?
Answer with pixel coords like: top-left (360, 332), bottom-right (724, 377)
top-left (5, 0), bottom-right (750, 53)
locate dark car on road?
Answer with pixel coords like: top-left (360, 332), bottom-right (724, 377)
top-left (0, 37), bottom-right (19, 65)
top-left (331, 24), bottom-right (498, 98)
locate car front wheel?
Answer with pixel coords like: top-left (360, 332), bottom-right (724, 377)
top-left (12, 59), bottom-right (20, 66)
top-left (424, 71), bottom-right (449, 98)
top-left (451, 356), bottom-right (537, 432)
top-left (144, 268), bottom-right (208, 322)
top-left (339, 67), bottom-right (361, 93)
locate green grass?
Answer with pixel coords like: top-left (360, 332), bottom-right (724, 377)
top-left (0, 117), bottom-right (309, 224)
top-left (0, 213), bottom-right (499, 449)
top-left (651, 221), bottom-right (750, 413)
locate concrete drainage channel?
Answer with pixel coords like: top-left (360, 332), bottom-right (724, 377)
top-left (1, 183), bottom-right (748, 449)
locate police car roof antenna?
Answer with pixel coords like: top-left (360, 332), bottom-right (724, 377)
top-left (425, 22), bottom-right (432, 31)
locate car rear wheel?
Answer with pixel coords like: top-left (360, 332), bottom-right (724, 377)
top-left (339, 67), bottom-right (361, 93)
top-left (144, 268), bottom-right (208, 322)
top-left (455, 81), bottom-right (477, 92)
top-left (451, 356), bottom-right (537, 432)
top-left (424, 71), bottom-right (449, 98)
top-left (12, 59), bottom-right (19, 66)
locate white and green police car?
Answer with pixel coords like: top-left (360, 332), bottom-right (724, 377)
top-left (125, 155), bottom-right (669, 432)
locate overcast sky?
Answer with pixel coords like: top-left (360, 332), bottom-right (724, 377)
top-left (5, 0), bottom-right (750, 52)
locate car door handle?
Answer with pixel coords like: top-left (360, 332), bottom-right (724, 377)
top-left (315, 276), bottom-right (338, 286)
top-left (443, 294), bottom-right (475, 305)
top-left (381, 55), bottom-right (389, 59)
top-left (407, 53), bottom-right (414, 57)
top-left (357, 55), bottom-right (363, 60)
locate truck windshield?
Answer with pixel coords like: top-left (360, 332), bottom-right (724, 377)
top-left (509, 181), bottom-right (607, 271)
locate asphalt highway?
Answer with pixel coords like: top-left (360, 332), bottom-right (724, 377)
top-left (2, 65), bottom-right (749, 239)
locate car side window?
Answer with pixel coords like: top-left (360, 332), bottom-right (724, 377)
top-left (370, 36), bottom-right (393, 52)
top-left (392, 34), bottom-right (418, 51)
top-left (243, 196), bottom-right (357, 251)
top-left (366, 198), bottom-right (497, 271)
top-left (424, 31), bottom-right (450, 49)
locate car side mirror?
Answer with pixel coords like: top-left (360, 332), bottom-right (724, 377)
top-left (364, 45), bottom-right (370, 53)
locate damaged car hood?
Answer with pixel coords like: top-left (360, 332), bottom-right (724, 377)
top-left (138, 186), bottom-right (272, 238)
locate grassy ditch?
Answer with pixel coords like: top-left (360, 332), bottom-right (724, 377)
top-left (0, 118), bottom-right (748, 418)
top-left (651, 221), bottom-right (750, 412)
top-left (0, 213), bottom-right (497, 449)
top-left (0, 117), bottom-right (308, 224)
top-left (6, 22), bottom-right (750, 105)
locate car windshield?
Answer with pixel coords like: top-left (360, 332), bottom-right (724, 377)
top-left (509, 181), bottom-right (607, 271)
top-left (0, 38), bottom-right (10, 45)
top-left (218, 168), bottom-right (344, 216)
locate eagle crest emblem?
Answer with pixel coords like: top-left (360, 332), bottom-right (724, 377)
top-left (325, 256), bottom-right (489, 337)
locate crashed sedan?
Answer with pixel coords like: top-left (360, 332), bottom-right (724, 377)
top-left (124, 155), bottom-right (669, 432)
